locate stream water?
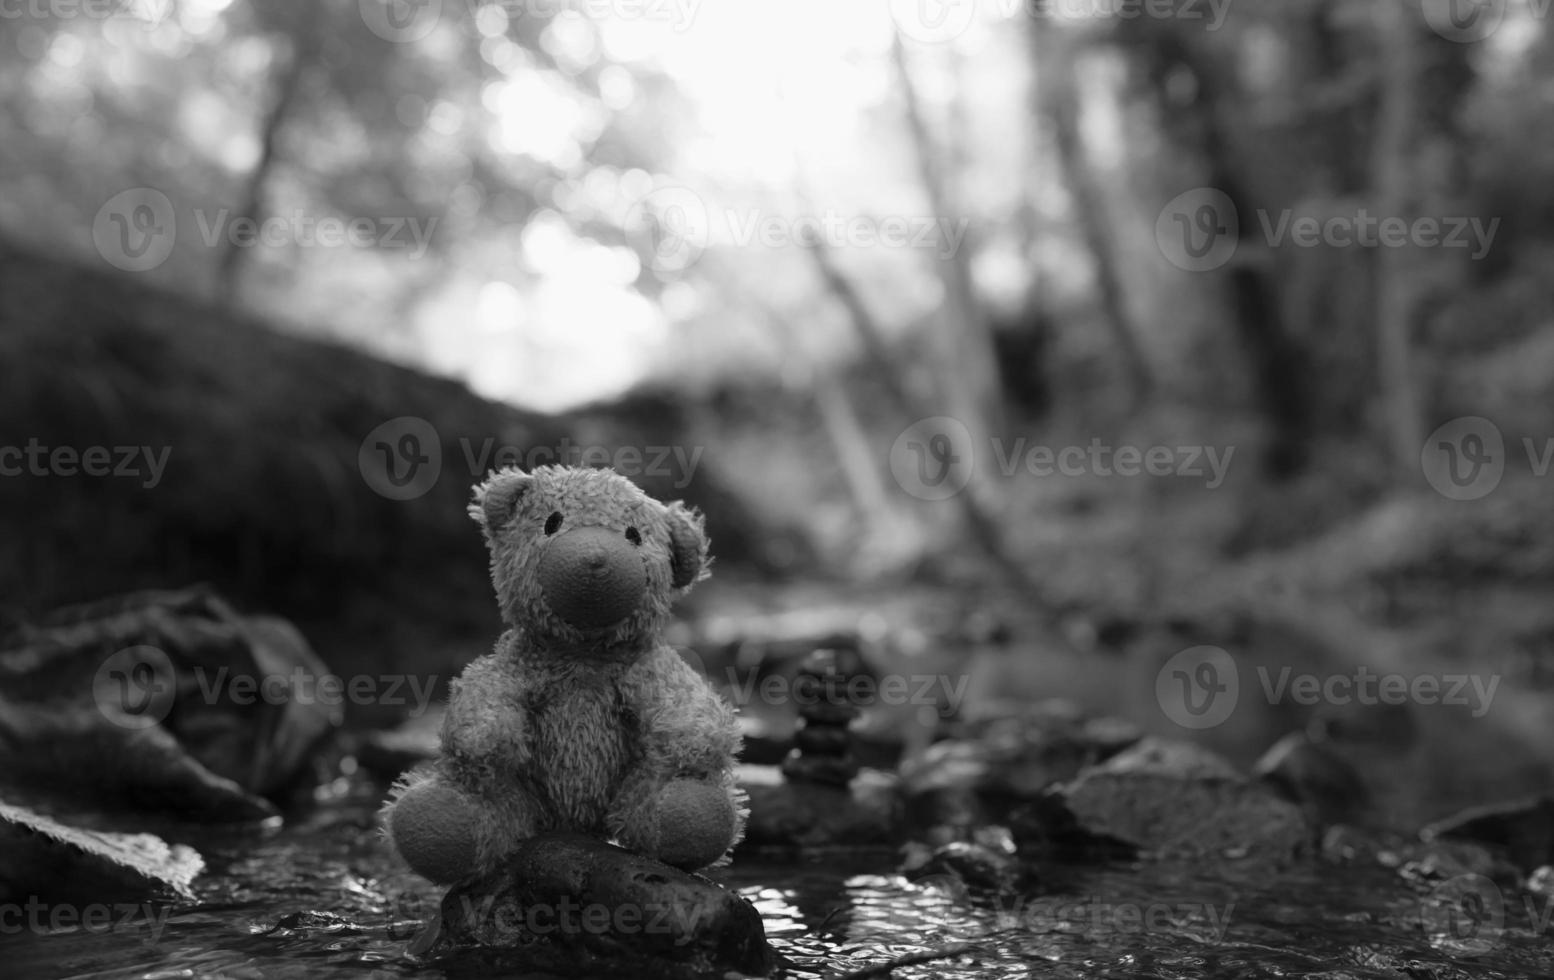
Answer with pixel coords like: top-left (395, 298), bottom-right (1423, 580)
top-left (6, 779), bottom-right (1554, 980)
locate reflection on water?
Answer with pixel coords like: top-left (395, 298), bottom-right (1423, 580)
top-left (6, 789), bottom-right (1554, 980)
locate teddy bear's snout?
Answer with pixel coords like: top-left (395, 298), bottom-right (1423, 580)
top-left (537, 525), bottom-right (648, 630)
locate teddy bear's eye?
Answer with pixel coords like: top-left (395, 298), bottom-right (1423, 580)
top-left (544, 512), bottom-right (563, 536)
top-left (625, 526), bottom-right (642, 546)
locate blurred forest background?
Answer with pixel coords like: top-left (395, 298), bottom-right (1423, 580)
top-left (5, 0), bottom-right (1554, 817)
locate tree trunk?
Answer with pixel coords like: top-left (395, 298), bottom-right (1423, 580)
top-left (890, 34), bottom-right (1005, 444)
top-left (1030, 19), bottom-right (1154, 409)
top-left (1125, 24), bottom-right (1312, 477)
top-left (1371, 0), bottom-right (1424, 477)
top-left (216, 33), bottom-right (317, 304)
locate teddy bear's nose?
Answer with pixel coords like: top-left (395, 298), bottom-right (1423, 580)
top-left (537, 525), bottom-right (647, 630)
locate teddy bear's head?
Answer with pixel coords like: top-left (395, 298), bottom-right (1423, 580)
top-left (469, 465), bottom-right (708, 650)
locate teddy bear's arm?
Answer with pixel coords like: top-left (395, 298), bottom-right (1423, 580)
top-left (440, 651), bottom-right (531, 775)
top-left (610, 646), bottom-right (744, 866)
top-left (623, 646), bottom-right (741, 777)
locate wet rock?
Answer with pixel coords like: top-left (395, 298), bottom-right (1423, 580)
top-left (1080, 715), bottom-right (1146, 757)
top-left (780, 755), bottom-right (860, 786)
top-left (743, 724), bottom-right (905, 770)
top-left (970, 703), bottom-right (1140, 791)
top-left (901, 838), bottom-right (1020, 895)
top-left (1526, 865), bottom-right (1554, 899)
top-left (1255, 731), bottom-right (1372, 829)
top-left (1100, 737), bottom-right (1244, 780)
top-left (1395, 842), bottom-right (1516, 888)
top-left (262, 909), bottom-right (363, 937)
top-left (901, 739), bottom-right (993, 796)
top-left (1318, 824), bottom-right (1515, 884)
top-left (739, 765), bottom-right (904, 848)
top-left (426, 833), bottom-right (771, 978)
top-left (780, 648), bottom-right (866, 787)
top-left (1319, 825), bottom-right (1411, 867)
top-left (1308, 700), bottom-right (1420, 754)
top-left (1422, 795), bottom-right (1554, 873)
top-left (794, 725), bottom-right (851, 755)
top-left (900, 704), bottom-right (1142, 841)
top-left (0, 587), bottom-right (338, 819)
top-left (0, 797), bottom-right (203, 904)
top-left (1032, 737), bottom-right (1309, 861)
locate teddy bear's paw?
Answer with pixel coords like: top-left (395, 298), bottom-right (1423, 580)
top-left (650, 778), bottom-right (740, 871)
top-left (384, 776), bottom-right (484, 884)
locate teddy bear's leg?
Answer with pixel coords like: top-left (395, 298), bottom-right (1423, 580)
top-left (611, 771), bottom-right (747, 871)
top-left (382, 769), bottom-right (540, 884)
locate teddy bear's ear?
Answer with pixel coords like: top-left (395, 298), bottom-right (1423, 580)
top-left (470, 467), bottom-right (534, 534)
top-left (663, 501), bottom-right (708, 589)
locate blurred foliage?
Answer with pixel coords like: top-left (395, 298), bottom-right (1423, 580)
top-left (4, 0), bottom-right (1554, 674)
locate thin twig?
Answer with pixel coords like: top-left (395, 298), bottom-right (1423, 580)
top-left (832, 942), bottom-right (976, 980)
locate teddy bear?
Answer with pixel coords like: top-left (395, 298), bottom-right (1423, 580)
top-left (382, 465), bottom-right (746, 884)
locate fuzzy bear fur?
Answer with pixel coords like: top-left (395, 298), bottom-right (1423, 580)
top-left (383, 465), bottom-right (746, 882)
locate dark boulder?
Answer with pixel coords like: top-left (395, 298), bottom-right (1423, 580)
top-left (899, 702), bottom-right (1141, 836)
top-left (739, 765), bottom-right (903, 848)
top-left (0, 587), bottom-right (337, 819)
top-left (1423, 796), bottom-right (1554, 873)
top-left (0, 797), bottom-right (203, 904)
top-left (1030, 737), bottom-right (1309, 862)
top-left (1254, 730), bottom-right (1372, 829)
top-left (425, 833), bottom-right (771, 978)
